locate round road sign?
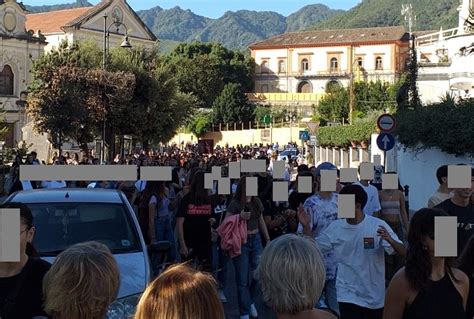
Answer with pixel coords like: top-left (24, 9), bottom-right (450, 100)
top-left (377, 114), bottom-right (396, 132)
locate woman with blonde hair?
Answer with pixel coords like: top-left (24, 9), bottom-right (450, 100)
top-left (134, 263), bottom-right (225, 319)
top-left (255, 234), bottom-right (337, 319)
top-left (43, 241), bottom-right (120, 319)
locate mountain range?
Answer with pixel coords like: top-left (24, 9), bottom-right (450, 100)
top-left (23, 0), bottom-right (461, 51)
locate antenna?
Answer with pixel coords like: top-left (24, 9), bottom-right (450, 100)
top-left (401, 3), bottom-right (416, 36)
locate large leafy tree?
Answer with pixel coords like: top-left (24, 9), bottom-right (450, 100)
top-left (28, 62), bottom-right (135, 154)
top-left (166, 42), bottom-right (255, 108)
top-left (29, 41), bottom-right (197, 154)
top-left (212, 83), bottom-right (255, 124)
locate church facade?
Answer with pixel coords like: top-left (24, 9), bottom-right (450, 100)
top-left (0, 0), bottom-right (46, 149)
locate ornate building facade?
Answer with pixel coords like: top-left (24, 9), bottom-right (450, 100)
top-left (0, 0), bottom-right (46, 148)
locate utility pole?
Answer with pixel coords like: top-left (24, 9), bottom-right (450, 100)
top-left (349, 45), bottom-right (355, 124)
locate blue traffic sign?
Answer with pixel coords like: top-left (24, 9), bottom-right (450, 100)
top-left (376, 133), bottom-right (395, 151)
top-left (299, 131), bottom-right (310, 141)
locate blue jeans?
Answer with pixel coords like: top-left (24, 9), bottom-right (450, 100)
top-left (317, 278), bottom-right (339, 316)
top-left (154, 216), bottom-right (176, 263)
top-left (232, 233), bottom-right (263, 316)
top-left (212, 240), bottom-right (227, 290)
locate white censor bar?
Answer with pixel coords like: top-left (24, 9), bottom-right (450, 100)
top-left (19, 165), bottom-right (137, 181)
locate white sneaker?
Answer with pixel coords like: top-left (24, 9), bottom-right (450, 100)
top-left (240, 316), bottom-right (250, 319)
top-left (218, 289), bottom-right (227, 303)
top-left (250, 304), bottom-right (258, 317)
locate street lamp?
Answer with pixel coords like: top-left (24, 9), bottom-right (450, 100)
top-left (286, 110), bottom-right (297, 143)
top-left (101, 13), bottom-right (132, 164)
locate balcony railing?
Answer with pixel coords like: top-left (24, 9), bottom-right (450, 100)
top-left (292, 70), bottom-right (350, 77)
top-left (246, 92), bottom-right (325, 103)
top-left (416, 27), bottom-right (460, 47)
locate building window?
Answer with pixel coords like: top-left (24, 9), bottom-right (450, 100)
top-left (278, 60), bottom-right (286, 73)
top-left (261, 60), bottom-right (269, 73)
top-left (301, 59), bottom-right (309, 71)
top-left (261, 84), bottom-right (269, 93)
top-left (357, 57), bottom-right (363, 67)
top-left (330, 57), bottom-right (338, 72)
top-left (375, 56), bottom-right (383, 70)
top-left (0, 65), bottom-right (14, 96)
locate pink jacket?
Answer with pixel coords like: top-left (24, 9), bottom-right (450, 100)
top-left (217, 214), bottom-right (247, 258)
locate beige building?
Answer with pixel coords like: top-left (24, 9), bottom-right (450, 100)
top-left (0, 0), bottom-right (46, 149)
top-left (248, 26), bottom-right (410, 111)
top-left (15, 0), bottom-right (157, 161)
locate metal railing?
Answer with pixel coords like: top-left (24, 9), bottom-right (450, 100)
top-left (245, 92), bottom-right (325, 102)
top-left (416, 27), bottom-right (460, 47)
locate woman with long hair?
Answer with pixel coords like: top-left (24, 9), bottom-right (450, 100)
top-left (383, 208), bottom-right (470, 319)
top-left (0, 202), bottom-right (51, 319)
top-left (376, 172), bottom-right (409, 283)
top-left (457, 235), bottom-right (474, 319)
top-left (138, 181), bottom-right (160, 245)
top-left (176, 171), bottom-right (215, 271)
top-left (226, 175), bottom-right (271, 319)
top-left (134, 263), bottom-right (224, 319)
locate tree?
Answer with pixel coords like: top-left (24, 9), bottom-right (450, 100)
top-left (187, 109), bottom-right (212, 137)
top-left (108, 48), bottom-right (197, 151)
top-left (28, 62), bottom-right (135, 155)
top-left (166, 42), bottom-right (255, 108)
top-left (212, 83), bottom-right (255, 124)
top-left (318, 80), bottom-right (399, 123)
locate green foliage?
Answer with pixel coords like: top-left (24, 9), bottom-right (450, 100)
top-left (313, 0), bottom-right (460, 31)
top-left (166, 42), bottom-right (254, 108)
top-left (318, 121), bottom-right (376, 148)
top-left (212, 83), bottom-right (255, 124)
top-left (396, 98), bottom-right (474, 156)
top-left (254, 106), bottom-right (272, 123)
top-left (318, 86), bottom-right (349, 123)
top-left (318, 81), bottom-right (399, 123)
top-left (187, 110), bottom-right (212, 137)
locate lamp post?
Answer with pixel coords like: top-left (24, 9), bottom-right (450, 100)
top-left (101, 13), bottom-right (132, 164)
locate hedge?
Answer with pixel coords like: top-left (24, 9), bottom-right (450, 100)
top-left (318, 121), bottom-right (376, 148)
top-left (395, 98), bottom-right (474, 156)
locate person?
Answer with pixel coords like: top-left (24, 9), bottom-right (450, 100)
top-left (458, 234), bottom-right (474, 319)
top-left (255, 234), bottom-right (337, 319)
top-left (43, 241), bottom-right (120, 319)
top-left (177, 171), bottom-right (215, 271)
top-left (376, 172), bottom-right (410, 283)
top-left (355, 162), bottom-right (382, 216)
top-left (134, 263), bottom-right (225, 319)
top-left (226, 175), bottom-right (271, 319)
top-left (298, 164), bottom-right (339, 315)
top-left (435, 166), bottom-right (474, 255)
top-left (427, 165), bottom-right (452, 208)
top-left (0, 202), bottom-right (51, 319)
top-left (383, 208), bottom-right (469, 319)
top-left (299, 184), bottom-right (406, 319)
top-left (150, 181), bottom-right (177, 266)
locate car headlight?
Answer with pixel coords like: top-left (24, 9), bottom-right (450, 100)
top-left (106, 293), bottom-right (142, 319)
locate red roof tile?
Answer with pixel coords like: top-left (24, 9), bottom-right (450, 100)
top-left (26, 7), bottom-right (92, 34)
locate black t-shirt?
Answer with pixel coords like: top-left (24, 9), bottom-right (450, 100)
top-left (0, 257), bottom-right (51, 319)
top-left (435, 199), bottom-right (474, 255)
top-left (177, 194), bottom-right (215, 248)
top-left (262, 199), bottom-right (288, 239)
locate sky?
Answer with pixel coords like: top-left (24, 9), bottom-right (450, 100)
top-left (22, 0), bottom-right (362, 18)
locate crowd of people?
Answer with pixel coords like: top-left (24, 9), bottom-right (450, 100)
top-left (1, 143), bottom-right (473, 319)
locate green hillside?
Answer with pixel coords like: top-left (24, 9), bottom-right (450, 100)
top-left (313, 0), bottom-right (460, 31)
